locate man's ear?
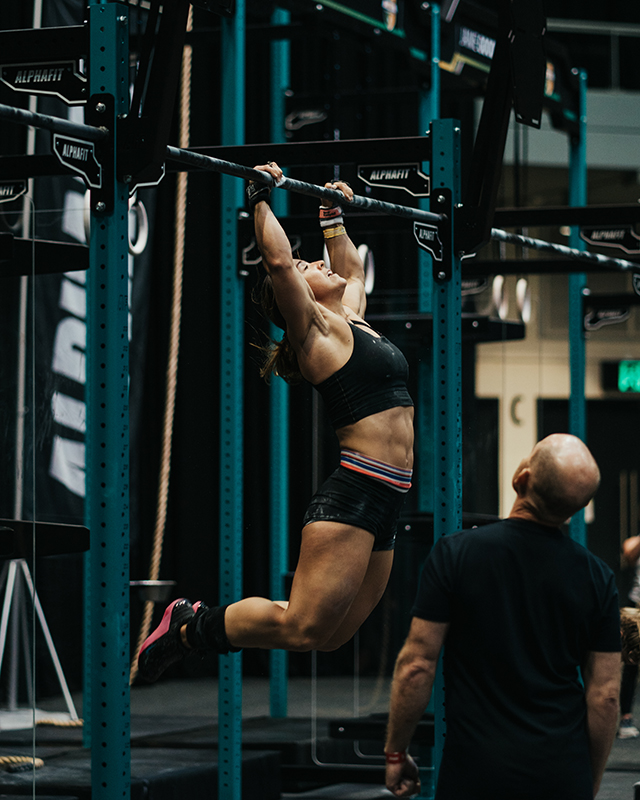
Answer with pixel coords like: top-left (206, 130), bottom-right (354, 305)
top-left (513, 467), bottom-right (530, 495)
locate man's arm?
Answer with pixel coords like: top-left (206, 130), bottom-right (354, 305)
top-left (582, 650), bottom-right (621, 797)
top-left (622, 535), bottom-right (640, 567)
top-left (385, 618), bottom-right (449, 797)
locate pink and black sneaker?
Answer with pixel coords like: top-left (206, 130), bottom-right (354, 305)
top-left (137, 598), bottom-right (195, 682)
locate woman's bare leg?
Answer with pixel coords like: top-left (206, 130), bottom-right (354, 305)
top-left (223, 521), bottom-right (381, 651)
top-left (317, 549), bottom-right (393, 651)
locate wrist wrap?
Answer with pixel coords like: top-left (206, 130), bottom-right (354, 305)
top-left (247, 182), bottom-right (271, 211)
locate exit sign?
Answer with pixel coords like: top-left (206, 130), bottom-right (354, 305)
top-left (619, 361), bottom-right (640, 392)
top-left (602, 360), bottom-right (640, 393)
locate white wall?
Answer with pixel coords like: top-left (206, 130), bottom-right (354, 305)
top-left (475, 274), bottom-right (640, 516)
top-left (497, 90), bottom-right (640, 170)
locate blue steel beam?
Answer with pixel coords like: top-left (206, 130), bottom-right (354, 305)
top-left (415, 3), bottom-right (440, 518)
top-left (84, 3), bottom-right (131, 799)
top-left (268, 5), bottom-right (291, 720)
top-left (568, 69), bottom-right (588, 547)
top-left (416, 12), bottom-right (441, 798)
top-left (218, 3), bottom-right (245, 800)
top-left (429, 119), bottom-right (462, 793)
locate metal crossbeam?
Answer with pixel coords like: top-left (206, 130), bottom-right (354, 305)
top-left (3, 97), bottom-right (637, 277)
top-left (0, 102), bottom-right (108, 143)
top-left (490, 227), bottom-right (639, 272)
top-left (165, 145), bottom-right (445, 224)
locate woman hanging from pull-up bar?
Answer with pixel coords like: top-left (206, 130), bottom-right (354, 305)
top-left (138, 162), bottom-right (414, 681)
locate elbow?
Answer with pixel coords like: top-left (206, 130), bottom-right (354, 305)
top-left (604, 694), bottom-right (620, 715)
top-left (396, 656), bottom-right (437, 688)
top-left (587, 691), bottom-right (620, 719)
top-left (601, 695), bottom-right (621, 726)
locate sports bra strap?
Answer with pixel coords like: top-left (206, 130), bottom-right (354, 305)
top-left (350, 319), bottom-right (373, 329)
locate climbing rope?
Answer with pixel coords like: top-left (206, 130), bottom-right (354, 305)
top-left (36, 717), bottom-right (84, 727)
top-left (0, 755), bottom-right (44, 771)
top-left (130, 8), bottom-right (192, 685)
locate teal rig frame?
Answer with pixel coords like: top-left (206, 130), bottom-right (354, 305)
top-left (1, 4), bottom-right (640, 800)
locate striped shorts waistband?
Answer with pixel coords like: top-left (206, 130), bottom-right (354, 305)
top-left (340, 449), bottom-right (413, 493)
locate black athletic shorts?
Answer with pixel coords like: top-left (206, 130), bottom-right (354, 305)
top-left (302, 465), bottom-right (406, 551)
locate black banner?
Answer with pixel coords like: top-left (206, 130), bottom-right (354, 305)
top-left (0, 0), bottom-right (155, 695)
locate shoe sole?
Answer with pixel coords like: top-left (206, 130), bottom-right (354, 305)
top-left (138, 598), bottom-right (190, 662)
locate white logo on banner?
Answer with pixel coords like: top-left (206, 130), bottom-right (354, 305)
top-left (50, 252), bottom-right (87, 497)
top-left (49, 172), bottom-right (136, 498)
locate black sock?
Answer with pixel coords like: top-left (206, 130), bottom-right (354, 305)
top-left (184, 605), bottom-right (242, 654)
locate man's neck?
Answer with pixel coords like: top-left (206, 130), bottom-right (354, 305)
top-left (508, 501), bottom-right (561, 529)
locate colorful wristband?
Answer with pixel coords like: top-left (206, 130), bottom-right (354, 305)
top-left (319, 205), bottom-right (343, 228)
top-left (319, 204), bottom-right (343, 219)
top-left (322, 225), bottom-right (346, 240)
top-left (320, 215), bottom-right (344, 228)
top-left (385, 751), bottom-right (407, 764)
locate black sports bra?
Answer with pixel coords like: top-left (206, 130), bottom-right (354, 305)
top-left (313, 321), bottom-right (413, 430)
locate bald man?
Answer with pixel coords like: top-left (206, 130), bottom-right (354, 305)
top-left (385, 434), bottom-right (620, 800)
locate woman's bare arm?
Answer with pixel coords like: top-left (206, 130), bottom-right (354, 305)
top-left (321, 181), bottom-right (367, 317)
top-left (251, 163), bottom-right (319, 342)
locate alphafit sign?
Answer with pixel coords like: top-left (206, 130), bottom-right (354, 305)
top-left (358, 164), bottom-right (430, 197)
top-left (1, 61), bottom-right (87, 104)
top-left (53, 134), bottom-right (102, 188)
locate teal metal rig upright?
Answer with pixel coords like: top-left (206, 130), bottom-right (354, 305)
top-left (218, 2), bottom-right (246, 800)
top-left (425, 118), bottom-right (463, 798)
top-left (84, 2), bottom-right (132, 798)
top-left (568, 69), bottom-right (588, 547)
top-left (268, 5), bottom-right (291, 720)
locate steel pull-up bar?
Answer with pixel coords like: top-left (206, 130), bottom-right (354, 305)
top-left (491, 227), bottom-right (640, 272)
top-left (2, 100), bottom-right (637, 274)
top-left (165, 145), bottom-right (446, 225)
top-left (0, 102), bottom-right (109, 143)
top-left (0, 101), bottom-right (443, 224)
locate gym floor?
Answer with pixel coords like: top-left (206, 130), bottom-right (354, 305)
top-left (33, 674), bottom-right (640, 800)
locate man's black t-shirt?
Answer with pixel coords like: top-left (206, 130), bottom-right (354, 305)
top-left (412, 518), bottom-right (620, 800)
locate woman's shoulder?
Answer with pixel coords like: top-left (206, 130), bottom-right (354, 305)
top-left (292, 310), bottom-right (355, 382)
top-left (344, 310), bottom-right (370, 328)
top-left (291, 305), bottom-right (353, 359)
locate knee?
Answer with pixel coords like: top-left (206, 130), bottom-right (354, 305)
top-left (281, 619), bottom-right (333, 652)
top-left (315, 640), bottom-right (342, 653)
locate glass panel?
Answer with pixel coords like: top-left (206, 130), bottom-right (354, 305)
top-left (0, 170), bottom-right (86, 795)
top-left (30, 170), bottom-right (86, 742)
top-left (0, 190), bottom-right (40, 785)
